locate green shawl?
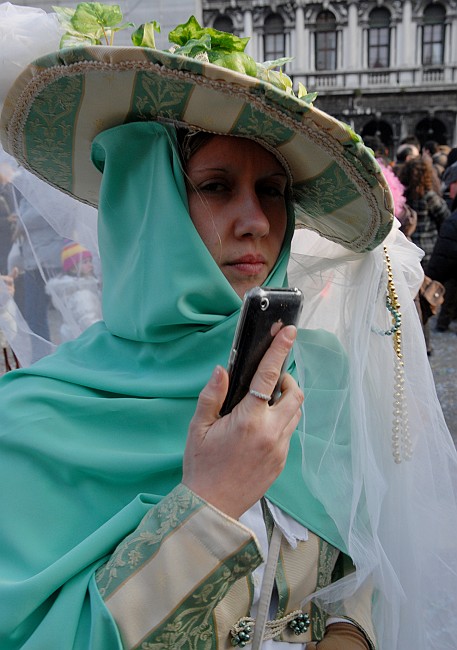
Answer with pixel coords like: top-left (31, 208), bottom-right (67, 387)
top-left (0, 123), bottom-right (350, 648)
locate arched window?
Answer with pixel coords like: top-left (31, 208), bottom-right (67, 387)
top-left (416, 116), bottom-right (448, 146)
top-left (264, 13), bottom-right (285, 61)
top-left (361, 119), bottom-right (394, 150)
top-left (315, 10), bottom-right (337, 71)
top-left (368, 8), bottom-right (391, 68)
top-left (422, 3), bottom-right (446, 65)
top-left (213, 14), bottom-right (234, 34)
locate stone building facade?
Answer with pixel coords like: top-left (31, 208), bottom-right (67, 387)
top-left (10, 0), bottom-right (457, 153)
top-left (202, 0), bottom-right (457, 154)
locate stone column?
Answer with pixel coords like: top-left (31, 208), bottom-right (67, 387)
top-left (294, 3), bottom-right (306, 73)
top-left (452, 14), bottom-right (457, 64)
top-left (243, 9), bottom-right (254, 57)
top-left (347, 0), bottom-right (359, 69)
top-left (400, 0), bottom-right (413, 66)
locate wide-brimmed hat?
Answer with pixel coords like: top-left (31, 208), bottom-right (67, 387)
top-left (0, 44), bottom-right (393, 252)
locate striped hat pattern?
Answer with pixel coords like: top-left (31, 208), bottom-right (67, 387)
top-left (0, 46), bottom-right (393, 252)
top-left (61, 241), bottom-right (92, 272)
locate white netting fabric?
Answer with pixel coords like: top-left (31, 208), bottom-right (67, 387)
top-left (0, 145), bottom-right (99, 366)
top-left (289, 227), bottom-right (457, 649)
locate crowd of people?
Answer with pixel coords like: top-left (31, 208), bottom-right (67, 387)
top-left (0, 4), bottom-right (457, 650)
top-left (363, 134), bottom-right (457, 353)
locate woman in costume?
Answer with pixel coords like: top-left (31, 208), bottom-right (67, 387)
top-left (1, 4), bottom-right (457, 650)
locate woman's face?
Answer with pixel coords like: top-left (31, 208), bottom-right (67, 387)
top-left (186, 135), bottom-right (289, 299)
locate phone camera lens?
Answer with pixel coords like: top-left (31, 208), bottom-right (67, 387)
top-left (260, 297), bottom-right (269, 311)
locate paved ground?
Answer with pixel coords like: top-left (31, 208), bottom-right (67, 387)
top-left (1, 317), bottom-right (456, 446)
top-left (428, 315), bottom-right (457, 446)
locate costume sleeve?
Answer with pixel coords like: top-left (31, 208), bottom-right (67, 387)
top-left (95, 483), bottom-right (263, 649)
top-left (324, 554), bottom-right (376, 649)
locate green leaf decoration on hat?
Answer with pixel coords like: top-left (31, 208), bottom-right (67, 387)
top-left (131, 21), bottom-right (161, 49)
top-left (168, 15), bottom-right (249, 53)
top-left (53, 3), bottom-right (133, 46)
top-left (53, 3), bottom-right (316, 103)
top-left (168, 16), bottom-right (257, 77)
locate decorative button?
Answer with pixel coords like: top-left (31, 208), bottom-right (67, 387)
top-left (288, 612), bottom-right (311, 635)
top-left (230, 619), bottom-right (253, 647)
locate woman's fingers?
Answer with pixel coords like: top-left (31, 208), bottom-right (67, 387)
top-left (183, 324), bottom-right (304, 519)
top-left (248, 325), bottom-right (297, 405)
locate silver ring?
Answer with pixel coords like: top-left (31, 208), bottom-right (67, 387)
top-left (249, 389), bottom-right (271, 401)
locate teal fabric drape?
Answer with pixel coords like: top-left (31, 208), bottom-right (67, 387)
top-left (0, 123), bottom-right (350, 648)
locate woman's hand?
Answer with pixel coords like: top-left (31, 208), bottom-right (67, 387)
top-left (306, 623), bottom-right (371, 649)
top-left (0, 268), bottom-right (18, 297)
top-left (182, 325), bottom-right (304, 519)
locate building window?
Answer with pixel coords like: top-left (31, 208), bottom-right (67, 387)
top-left (213, 14), bottom-right (234, 34)
top-left (315, 10), bottom-right (337, 71)
top-left (422, 3), bottom-right (446, 65)
top-left (368, 7), bottom-right (391, 68)
top-left (264, 13), bottom-right (285, 61)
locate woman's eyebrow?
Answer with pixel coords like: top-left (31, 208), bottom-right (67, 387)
top-left (189, 165), bottom-right (230, 174)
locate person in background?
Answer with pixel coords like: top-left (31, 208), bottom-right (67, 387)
top-left (7, 196), bottom-right (67, 355)
top-left (0, 163), bottom-right (17, 275)
top-left (398, 157), bottom-right (449, 267)
top-left (422, 139), bottom-right (439, 160)
top-left (399, 134), bottom-right (421, 149)
top-left (398, 157), bottom-right (450, 352)
top-left (392, 143), bottom-right (420, 178)
top-left (442, 147), bottom-right (457, 210)
top-left (428, 195), bottom-right (457, 333)
top-left (46, 240), bottom-right (102, 342)
top-left (0, 165), bottom-right (21, 367)
top-left (432, 151), bottom-right (448, 180)
top-left (0, 268), bottom-right (20, 371)
top-left (363, 136), bottom-right (416, 236)
top-left (421, 140), bottom-right (443, 194)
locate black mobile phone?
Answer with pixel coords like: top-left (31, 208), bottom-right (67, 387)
top-left (220, 286), bottom-right (304, 416)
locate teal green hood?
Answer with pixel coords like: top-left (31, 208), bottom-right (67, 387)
top-left (93, 123), bottom-right (244, 343)
top-left (0, 122), bottom-right (350, 648)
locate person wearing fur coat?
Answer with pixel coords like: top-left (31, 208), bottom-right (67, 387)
top-left (46, 241), bottom-right (102, 342)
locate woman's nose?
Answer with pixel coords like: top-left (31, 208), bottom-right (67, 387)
top-left (233, 191), bottom-right (270, 238)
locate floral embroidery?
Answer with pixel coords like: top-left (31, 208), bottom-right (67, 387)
top-left (310, 539), bottom-right (340, 641)
top-left (96, 484), bottom-right (204, 597)
top-left (139, 548), bottom-right (260, 649)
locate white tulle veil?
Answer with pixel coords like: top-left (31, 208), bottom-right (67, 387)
top-left (289, 227), bottom-right (457, 648)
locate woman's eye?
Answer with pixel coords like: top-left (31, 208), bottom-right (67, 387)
top-left (199, 181), bottom-right (228, 193)
top-left (259, 184), bottom-right (285, 198)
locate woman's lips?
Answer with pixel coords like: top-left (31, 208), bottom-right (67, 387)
top-left (228, 255), bottom-right (267, 275)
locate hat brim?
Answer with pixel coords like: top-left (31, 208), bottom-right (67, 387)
top-left (0, 45), bottom-right (393, 252)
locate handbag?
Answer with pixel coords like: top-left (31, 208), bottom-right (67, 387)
top-left (420, 276), bottom-right (445, 315)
